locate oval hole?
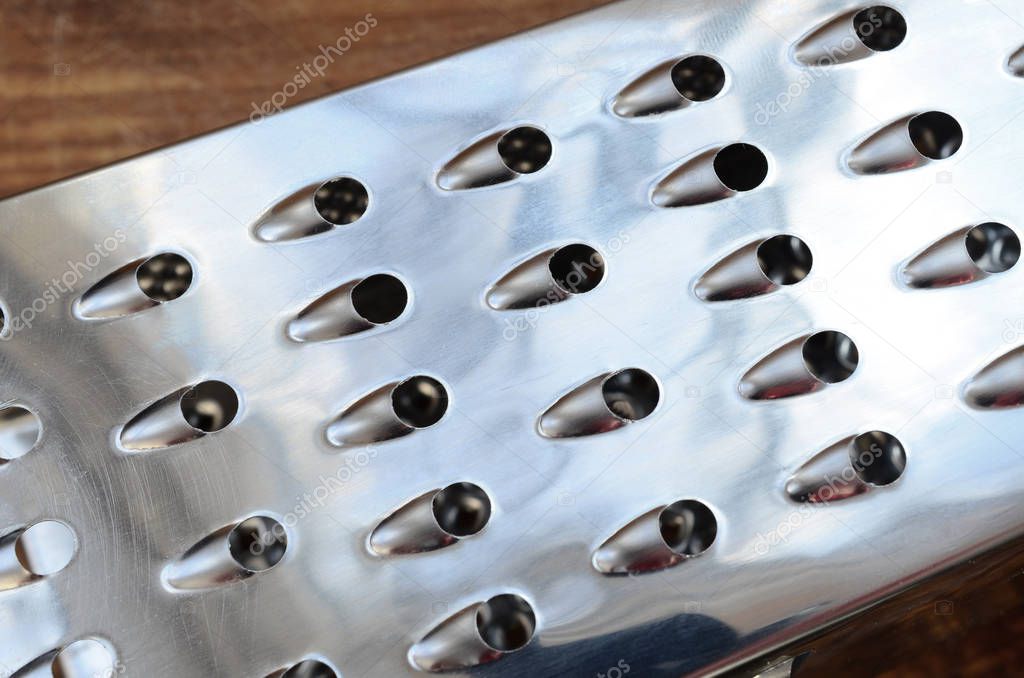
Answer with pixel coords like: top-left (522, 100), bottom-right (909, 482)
top-left (549, 244), bottom-right (605, 294)
top-left (136, 253), bottom-right (193, 303)
top-left (281, 660), bottom-right (337, 678)
top-left (0, 406), bottom-right (42, 462)
top-left (670, 55), bottom-right (726, 102)
top-left (714, 143), bottom-right (769, 192)
top-left (392, 376), bottom-right (448, 429)
top-left (53, 639), bottom-right (116, 678)
top-left (476, 594), bottom-right (537, 653)
top-left (757, 235), bottom-right (813, 285)
top-left (851, 431), bottom-right (907, 486)
top-left (602, 369), bottom-right (660, 421)
top-left (314, 177), bottom-right (369, 226)
top-left (498, 127), bottom-right (552, 174)
top-left (432, 482), bottom-right (492, 537)
top-left (228, 515), bottom-right (287, 572)
top-left (352, 274), bottom-right (409, 324)
top-left (802, 331), bottom-right (859, 384)
top-left (909, 112), bottom-right (963, 160)
top-left (966, 223), bottom-right (1020, 274)
top-left (15, 520), bottom-right (77, 576)
top-left (659, 500), bottom-right (717, 556)
top-left (180, 381), bottom-right (239, 433)
top-left (854, 6), bottom-right (907, 52)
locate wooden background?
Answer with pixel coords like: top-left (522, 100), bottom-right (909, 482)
top-left (0, 1), bottom-right (1019, 676)
top-left (0, 0), bottom-right (598, 197)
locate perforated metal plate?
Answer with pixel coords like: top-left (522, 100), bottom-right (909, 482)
top-left (4, 1), bottom-right (1024, 676)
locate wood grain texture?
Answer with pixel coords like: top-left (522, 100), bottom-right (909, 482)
top-left (0, 0), bottom-right (601, 197)
top-left (0, 2), bottom-right (1015, 676)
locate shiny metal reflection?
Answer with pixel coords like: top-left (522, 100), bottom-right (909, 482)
top-left (486, 243), bottom-right (604, 310)
top-left (696, 234), bottom-right (811, 302)
top-left (901, 223), bottom-right (1020, 288)
top-left (793, 5), bottom-right (907, 66)
top-left (119, 380), bottom-right (239, 451)
top-left (0, 405), bottom-right (42, 462)
top-left (613, 54), bottom-right (726, 117)
top-left (12, 638), bottom-right (116, 678)
top-left (163, 515), bottom-right (287, 591)
top-left (410, 594), bottom-right (536, 672)
top-left (2, 0), bottom-right (1024, 675)
top-left (437, 125), bottom-right (551, 191)
top-left (369, 482), bottom-right (491, 556)
top-left (253, 177), bottom-right (369, 242)
top-left (652, 143), bottom-right (769, 207)
top-left (288, 273), bottom-right (409, 342)
top-left (847, 111), bottom-right (963, 175)
top-left (326, 375), bottom-right (448, 447)
top-left (740, 331), bottom-right (859, 400)
top-left (74, 252), bottom-right (193, 320)
top-left (786, 431), bottom-right (907, 503)
top-left (592, 499), bottom-right (717, 575)
top-left (538, 368), bottom-right (660, 438)
top-left (963, 346), bottom-right (1024, 409)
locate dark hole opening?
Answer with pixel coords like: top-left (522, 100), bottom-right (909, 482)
top-left (802, 331), bottom-right (859, 384)
top-left (281, 661), bottom-right (337, 678)
top-left (476, 594), bottom-right (537, 653)
top-left (966, 223), bottom-right (1020, 274)
top-left (392, 376), bottom-right (448, 429)
top-left (851, 431), bottom-right (907, 486)
top-left (432, 482), bottom-right (492, 537)
top-left (854, 6), bottom-right (907, 52)
top-left (497, 127), bottom-right (552, 174)
top-left (314, 177), bottom-right (369, 226)
top-left (180, 380), bottom-right (239, 432)
top-left (137, 253), bottom-right (193, 303)
top-left (909, 112), bottom-right (963, 160)
top-left (713, 143), bottom-right (769, 192)
top-left (602, 369), bottom-right (660, 421)
top-left (659, 499), bottom-right (717, 556)
top-left (670, 55), bottom-right (726, 102)
top-left (351, 274), bottom-right (408, 324)
top-left (757, 235), bottom-right (813, 285)
top-left (228, 515), bottom-right (287, 572)
top-left (549, 244), bottom-right (605, 294)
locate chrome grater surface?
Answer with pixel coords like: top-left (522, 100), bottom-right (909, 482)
top-left (3, 0), bottom-right (1024, 675)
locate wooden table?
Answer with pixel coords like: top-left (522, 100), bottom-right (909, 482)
top-left (0, 2), bottom-right (1017, 676)
top-left (0, 0), bottom-right (598, 197)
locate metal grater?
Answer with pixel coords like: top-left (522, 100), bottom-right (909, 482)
top-left (3, 0), bottom-right (1024, 676)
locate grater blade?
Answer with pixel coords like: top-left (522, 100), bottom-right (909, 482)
top-left (3, 1), bottom-right (1024, 676)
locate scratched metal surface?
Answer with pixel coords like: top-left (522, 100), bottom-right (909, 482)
top-left (3, 0), bottom-right (1024, 676)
